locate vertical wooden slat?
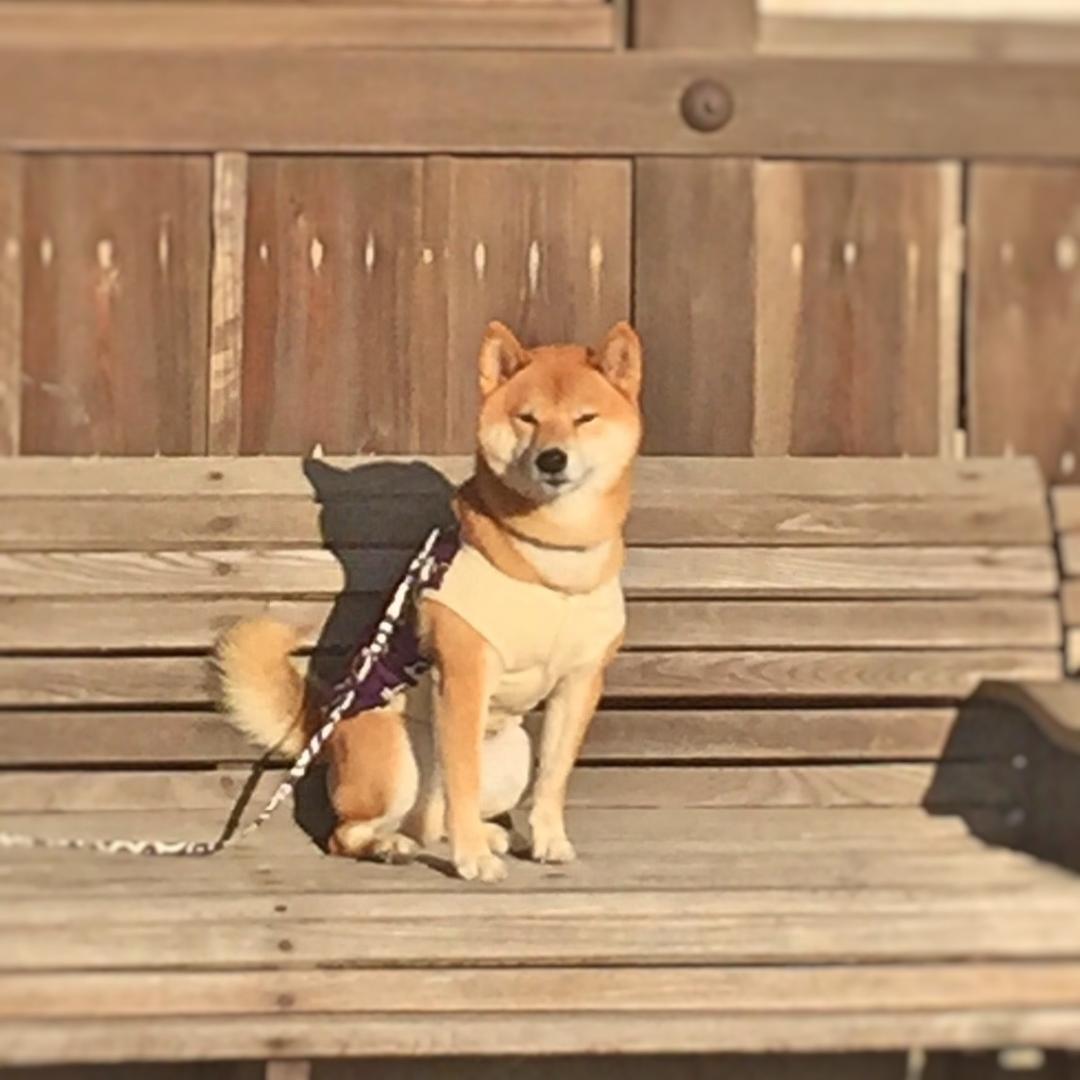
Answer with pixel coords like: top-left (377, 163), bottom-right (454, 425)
top-left (446, 158), bottom-right (631, 451)
top-left (208, 151), bottom-right (248, 456)
top-left (753, 161), bottom-right (961, 457)
top-left (241, 156), bottom-right (433, 455)
top-left (20, 155), bottom-right (212, 455)
top-left (968, 164), bottom-right (1080, 483)
top-left (242, 156), bottom-right (631, 455)
top-left (634, 159), bottom-right (756, 454)
top-left (0, 153), bottom-right (21, 455)
top-left (632, 0), bottom-right (757, 49)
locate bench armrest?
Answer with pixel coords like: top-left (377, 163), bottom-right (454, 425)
top-left (979, 680), bottom-right (1080, 756)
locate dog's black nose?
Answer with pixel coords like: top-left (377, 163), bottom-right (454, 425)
top-left (536, 448), bottom-right (568, 476)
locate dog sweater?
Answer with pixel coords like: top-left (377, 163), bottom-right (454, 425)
top-left (421, 542), bottom-right (625, 721)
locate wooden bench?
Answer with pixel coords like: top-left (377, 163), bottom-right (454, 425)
top-left (1, 453), bottom-right (1080, 1072)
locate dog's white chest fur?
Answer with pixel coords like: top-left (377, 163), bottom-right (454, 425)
top-left (511, 535), bottom-right (615, 592)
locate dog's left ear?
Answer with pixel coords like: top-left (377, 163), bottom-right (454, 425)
top-left (591, 322), bottom-right (643, 401)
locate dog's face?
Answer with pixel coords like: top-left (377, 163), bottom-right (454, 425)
top-left (476, 321), bottom-right (643, 505)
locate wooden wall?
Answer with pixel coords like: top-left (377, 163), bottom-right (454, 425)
top-left (0, 0), bottom-right (1077, 480)
top-left (3, 151), bottom-right (1077, 476)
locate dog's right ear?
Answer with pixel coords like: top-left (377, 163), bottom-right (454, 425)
top-left (478, 321), bottom-right (529, 397)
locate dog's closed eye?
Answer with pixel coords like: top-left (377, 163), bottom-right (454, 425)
top-left (574, 413), bottom-right (598, 426)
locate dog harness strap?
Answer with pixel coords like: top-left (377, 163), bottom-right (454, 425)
top-left (0, 526), bottom-right (462, 859)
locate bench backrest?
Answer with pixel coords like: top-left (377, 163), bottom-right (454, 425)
top-left (0, 455), bottom-right (1062, 816)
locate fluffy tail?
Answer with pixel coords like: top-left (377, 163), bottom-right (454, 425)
top-left (215, 618), bottom-right (316, 758)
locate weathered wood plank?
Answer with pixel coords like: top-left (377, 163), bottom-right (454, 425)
top-left (2, 1008), bottom-right (1080, 1065)
top-left (7, 52), bottom-right (1080, 158)
top-left (0, 488), bottom-right (1052, 548)
top-left (1068, 628), bottom-right (1080, 674)
top-left (1063, 580), bottom-right (1080, 624)
top-left (1054, 486), bottom-right (1080, 531)
top-left (442, 158), bottom-right (631, 452)
top-left (0, 454), bottom-right (1041, 498)
top-left (207, 152), bottom-right (247, 456)
top-left (0, 762), bottom-right (1017, 813)
top-left (19, 156), bottom-right (211, 454)
top-left (0, 648), bottom-right (1060, 705)
top-left (1062, 535), bottom-right (1080, 575)
top-left (634, 159), bottom-right (755, 454)
top-left (0, 706), bottom-right (1002, 767)
top-left (633, 0), bottom-right (757, 49)
top-left (968, 164), bottom-right (1080, 482)
top-left (7, 964), bottom-right (1080, 1020)
top-left (0, 546), bottom-right (1056, 598)
top-left (0, 597), bottom-right (1060, 652)
top-left (753, 161), bottom-right (961, 456)
top-left (240, 157), bottom-right (630, 455)
top-left (12, 881), bottom-right (1073, 931)
top-left (241, 157), bottom-right (433, 454)
top-left (0, 830), bottom-right (1050, 896)
top-left (0, 3), bottom-right (616, 51)
top-left (0, 152), bottom-right (20, 455)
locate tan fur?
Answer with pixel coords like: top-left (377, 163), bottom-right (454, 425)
top-left (216, 320), bottom-right (643, 882)
top-left (215, 617), bottom-right (315, 758)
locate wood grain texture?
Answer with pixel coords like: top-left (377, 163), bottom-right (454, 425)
top-left (19, 156), bottom-right (211, 454)
top-left (442, 158), bottom-right (631, 451)
top-left (0, 545), bottom-right (1057, 598)
top-left (5, 1010), bottom-right (1080, 1066)
top-left (0, 648), bottom-right (1059, 706)
top-left (0, 597), bottom-right (1060, 651)
top-left (0, 3), bottom-right (615, 51)
top-left (633, 0), bottom-right (757, 49)
top-left (1064, 580), bottom-right (1080, 625)
top-left (8, 52), bottom-right (1080, 158)
top-left (968, 165), bottom-right (1080, 482)
top-left (241, 157), bottom-right (629, 454)
top-left (0, 762), bottom-right (1019, 813)
top-left (207, 152), bottom-right (247, 455)
top-left (9, 964), bottom-right (1080, 1021)
top-left (0, 453), bottom-right (1040, 498)
top-left (758, 14), bottom-right (1080, 61)
top-left (241, 157), bottom-right (426, 454)
top-left (0, 706), bottom-right (1006, 767)
top-left (753, 160), bottom-right (962, 456)
top-left (0, 152), bottom-right (20, 454)
top-left (1055, 486), bottom-right (1080, 531)
top-left (634, 159), bottom-right (755, 454)
top-left (0, 483), bottom-right (1053, 548)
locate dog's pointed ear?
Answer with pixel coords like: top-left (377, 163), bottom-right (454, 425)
top-left (478, 322), bottom-right (529, 397)
top-left (591, 321), bottom-right (643, 401)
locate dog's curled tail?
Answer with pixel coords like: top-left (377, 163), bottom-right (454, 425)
top-left (215, 617), bottom-right (315, 759)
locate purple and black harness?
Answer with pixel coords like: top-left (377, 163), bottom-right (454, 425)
top-left (0, 525), bottom-right (462, 858)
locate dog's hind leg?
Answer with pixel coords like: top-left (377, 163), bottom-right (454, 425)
top-left (326, 708), bottom-right (420, 863)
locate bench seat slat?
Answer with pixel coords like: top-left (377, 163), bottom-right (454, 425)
top-left (0, 706), bottom-right (1019, 767)
top-left (7, 964), bottom-right (1080, 1021)
top-left (3, 1008), bottom-right (1080, 1065)
top-left (0, 455), bottom-right (1043, 498)
top-left (0, 491), bottom-right (1051, 549)
top-left (0, 762), bottom-right (1020, 813)
top-left (0, 649), bottom-right (1062, 706)
top-left (0, 545), bottom-right (1057, 598)
top-left (0, 597), bottom-right (1062, 651)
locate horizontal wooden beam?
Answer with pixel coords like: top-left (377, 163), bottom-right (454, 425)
top-left (3, 49), bottom-right (1080, 156)
top-left (0, 2), bottom-right (615, 52)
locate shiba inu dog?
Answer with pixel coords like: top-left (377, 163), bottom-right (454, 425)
top-left (217, 320), bottom-right (643, 883)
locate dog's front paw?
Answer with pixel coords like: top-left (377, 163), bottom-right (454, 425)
top-left (454, 848), bottom-right (508, 883)
top-left (483, 821), bottom-right (511, 855)
top-left (529, 811), bottom-right (577, 864)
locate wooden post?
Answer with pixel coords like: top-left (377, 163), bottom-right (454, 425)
top-left (0, 153), bottom-right (21, 455)
top-left (265, 1061), bottom-right (312, 1080)
top-left (208, 151), bottom-right (248, 455)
